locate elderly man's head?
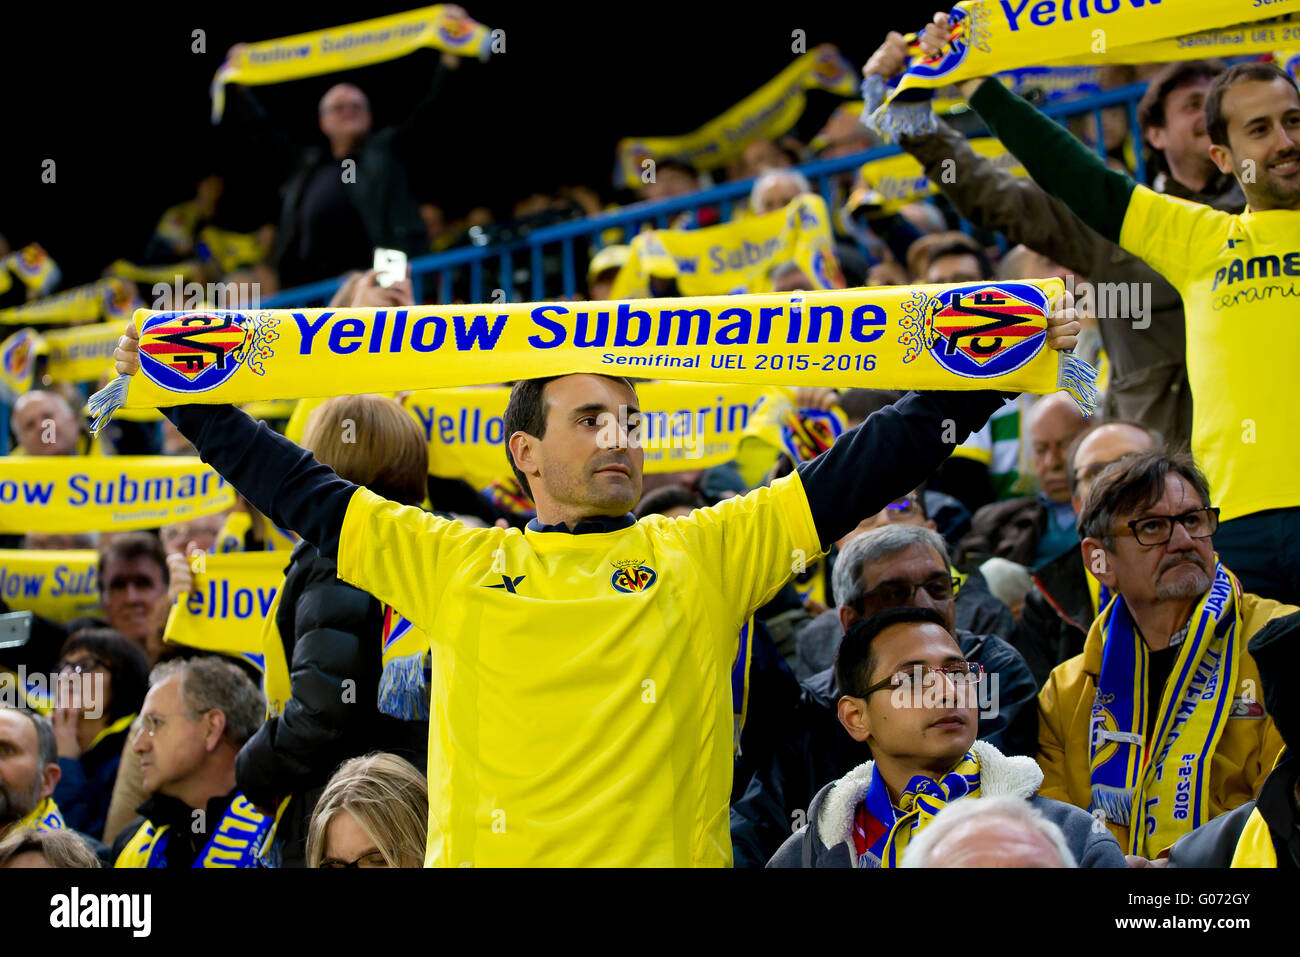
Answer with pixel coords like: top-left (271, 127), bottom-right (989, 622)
top-left (12, 391), bottom-right (80, 455)
top-left (900, 795), bottom-right (1077, 867)
top-left (1078, 451), bottom-right (1217, 607)
top-left (1029, 394), bottom-right (1089, 504)
top-left (750, 169), bottom-right (811, 215)
top-left (319, 83), bottom-right (372, 153)
top-left (835, 525), bottom-right (957, 635)
top-left (1069, 420), bottom-right (1158, 512)
top-left (0, 710), bottom-right (59, 838)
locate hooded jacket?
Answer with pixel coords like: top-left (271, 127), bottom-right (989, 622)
top-left (1037, 590), bottom-right (1291, 854)
top-left (768, 739), bottom-right (1125, 867)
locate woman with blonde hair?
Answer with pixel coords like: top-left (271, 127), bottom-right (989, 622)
top-left (307, 753), bottom-right (428, 868)
top-left (235, 394), bottom-right (430, 867)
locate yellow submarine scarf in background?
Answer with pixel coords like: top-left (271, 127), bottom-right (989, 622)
top-left (874, 0), bottom-right (1300, 137)
top-left (613, 44), bottom-right (857, 189)
top-left (88, 278), bottom-right (1099, 433)
top-left (0, 457), bottom-right (233, 533)
top-left (210, 5), bottom-right (494, 122)
top-left (610, 195), bottom-right (845, 298)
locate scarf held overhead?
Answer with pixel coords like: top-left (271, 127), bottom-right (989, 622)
top-left (874, 0), bottom-right (1300, 137)
top-left (163, 551), bottom-right (284, 675)
top-left (89, 281), bottom-right (1097, 430)
top-left (1088, 561), bottom-right (1243, 858)
top-left (610, 195), bottom-right (844, 298)
top-left (0, 457), bottom-right (233, 534)
top-left (210, 5), bottom-right (494, 122)
top-left (0, 549), bottom-right (99, 622)
top-left (614, 45), bottom-right (857, 189)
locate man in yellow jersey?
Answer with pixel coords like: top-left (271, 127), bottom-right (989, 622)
top-left (943, 42), bottom-right (1300, 604)
top-left (112, 315), bottom-right (1078, 866)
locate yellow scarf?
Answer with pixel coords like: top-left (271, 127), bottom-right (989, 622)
top-left (0, 456), bottom-right (233, 533)
top-left (1090, 563), bottom-right (1243, 858)
top-left (0, 549), bottom-right (99, 622)
top-left (90, 280), bottom-right (1097, 432)
top-left (115, 793), bottom-right (274, 868)
top-left (614, 45), bottom-right (857, 189)
top-left (1055, 13), bottom-right (1300, 66)
top-left (404, 382), bottom-right (779, 489)
top-left (12, 796), bottom-right (64, 833)
top-left (163, 552), bottom-right (285, 675)
top-left (610, 195), bottom-right (843, 298)
top-left (211, 5), bottom-right (494, 122)
top-left (875, 0), bottom-right (1300, 136)
top-left (0, 277), bottom-right (137, 327)
top-left (859, 750), bottom-right (982, 868)
top-left (1, 244), bottom-right (58, 295)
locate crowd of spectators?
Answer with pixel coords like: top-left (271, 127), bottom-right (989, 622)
top-left (1, 12), bottom-right (1297, 872)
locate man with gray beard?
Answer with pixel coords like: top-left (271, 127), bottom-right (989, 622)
top-left (1035, 452), bottom-right (1292, 861)
top-left (0, 708), bottom-right (64, 838)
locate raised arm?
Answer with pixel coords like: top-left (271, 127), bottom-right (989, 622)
top-left (114, 322), bottom-right (356, 558)
top-left (798, 389), bottom-right (1007, 550)
top-left (162, 404), bottom-right (356, 560)
top-left (965, 78), bottom-right (1136, 244)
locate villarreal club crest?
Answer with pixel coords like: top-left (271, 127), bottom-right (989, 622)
top-left (900, 281), bottom-right (1050, 379)
top-left (137, 312), bottom-right (279, 394)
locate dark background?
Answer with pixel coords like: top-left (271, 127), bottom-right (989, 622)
top-left (0, 1), bottom-right (939, 286)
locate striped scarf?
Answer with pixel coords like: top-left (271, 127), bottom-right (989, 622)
top-left (853, 750), bottom-right (982, 868)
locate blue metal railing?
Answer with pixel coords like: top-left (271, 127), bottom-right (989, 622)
top-left (263, 82), bottom-right (1150, 309)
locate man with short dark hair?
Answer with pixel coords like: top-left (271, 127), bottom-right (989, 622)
top-left (1137, 60), bottom-right (1243, 208)
top-left (768, 606), bottom-right (1124, 867)
top-left (959, 49), bottom-right (1300, 604)
top-left (116, 306), bottom-right (1078, 865)
top-left (0, 708), bottom-right (63, 838)
top-left (1039, 451), bottom-right (1291, 860)
top-left (112, 657), bottom-right (268, 868)
top-left (731, 524), bottom-right (1036, 866)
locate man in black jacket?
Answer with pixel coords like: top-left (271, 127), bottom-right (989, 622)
top-left (113, 656), bottom-right (266, 868)
top-left (220, 46), bottom-right (461, 287)
top-left (1012, 419), bottom-right (1156, 686)
top-left (730, 524), bottom-right (1038, 867)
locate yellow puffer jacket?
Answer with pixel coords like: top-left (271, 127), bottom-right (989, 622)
top-left (1037, 590), bottom-right (1291, 856)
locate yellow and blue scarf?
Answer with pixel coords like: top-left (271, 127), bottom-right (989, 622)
top-left (114, 793), bottom-right (273, 868)
top-left (855, 749), bottom-right (982, 868)
top-left (1089, 561), bottom-right (1242, 858)
top-left (13, 796), bottom-right (65, 833)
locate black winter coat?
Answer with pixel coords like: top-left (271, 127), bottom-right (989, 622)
top-left (235, 541), bottom-right (427, 867)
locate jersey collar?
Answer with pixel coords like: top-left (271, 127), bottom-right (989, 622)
top-left (526, 513), bottom-right (636, 535)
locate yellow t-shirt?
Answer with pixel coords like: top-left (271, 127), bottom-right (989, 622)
top-left (336, 471), bottom-right (822, 867)
top-left (1119, 185), bottom-right (1300, 522)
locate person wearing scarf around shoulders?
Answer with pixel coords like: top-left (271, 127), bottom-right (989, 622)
top-left (112, 656), bottom-right (269, 868)
top-left (767, 605), bottom-right (1125, 867)
top-left (1166, 608), bottom-right (1300, 868)
top-left (0, 708), bottom-right (65, 839)
top-left (1041, 451), bottom-right (1292, 863)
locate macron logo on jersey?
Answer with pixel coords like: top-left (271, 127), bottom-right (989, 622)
top-left (485, 575), bottom-right (526, 594)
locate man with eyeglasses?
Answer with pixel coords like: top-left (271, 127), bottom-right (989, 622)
top-left (112, 656), bottom-right (268, 868)
top-left (768, 606), bottom-right (1125, 868)
top-left (730, 524), bottom-right (1037, 866)
top-left (1038, 451), bottom-right (1292, 863)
